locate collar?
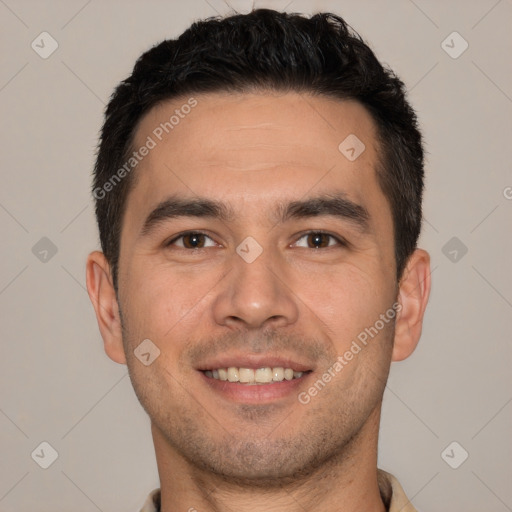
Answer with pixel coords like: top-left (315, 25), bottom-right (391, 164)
top-left (139, 469), bottom-right (417, 512)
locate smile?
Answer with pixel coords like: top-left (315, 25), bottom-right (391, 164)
top-left (203, 367), bottom-right (309, 385)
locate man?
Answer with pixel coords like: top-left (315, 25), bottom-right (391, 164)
top-left (86, 8), bottom-right (430, 512)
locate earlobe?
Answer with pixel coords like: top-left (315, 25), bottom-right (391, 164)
top-left (392, 249), bottom-right (431, 362)
top-left (85, 251), bottom-right (127, 364)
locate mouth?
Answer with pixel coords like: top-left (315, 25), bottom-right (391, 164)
top-left (197, 355), bottom-right (314, 403)
top-left (202, 366), bottom-right (312, 385)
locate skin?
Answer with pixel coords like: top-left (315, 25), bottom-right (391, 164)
top-left (86, 91), bottom-right (431, 512)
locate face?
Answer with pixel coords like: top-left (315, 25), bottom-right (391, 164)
top-left (112, 92), bottom-right (402, 483)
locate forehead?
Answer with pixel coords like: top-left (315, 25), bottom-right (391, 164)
top-left (128, 92), bottom-right (383, 213)
top-left (138, 92), bottom-right (376, 163)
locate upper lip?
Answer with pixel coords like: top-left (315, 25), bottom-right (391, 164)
top-left (197, 353), bottom-right (314, 373)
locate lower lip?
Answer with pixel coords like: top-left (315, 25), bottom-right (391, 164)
top-left (199, 371), bottom-right (311, 403)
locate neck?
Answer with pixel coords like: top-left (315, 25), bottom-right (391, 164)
top-left (152, 406), bottom-right (386, 512)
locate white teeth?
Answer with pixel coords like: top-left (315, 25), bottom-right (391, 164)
top-left (239, 368), bottom-right (254, 383)
top-left (227, 367), bottom-right (239, 382)
top-left (272, 367), bottom-right (284, 381)
top-left (255, 367), bottom-right (273, 383)
top-left (205, 366), bottom-right (307, 384)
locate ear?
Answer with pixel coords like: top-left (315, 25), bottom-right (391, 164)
top-left (85, 251), bottom-right (126, 364)
top-left (392, 249), bottom-right (431, 362)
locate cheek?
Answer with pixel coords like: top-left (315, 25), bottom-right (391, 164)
top-left (119, 262), bottom-right (177, 344)
top-left (299, 261), bottom-right (394, 348)
top-left (121, 258), bottom-right (218, 346)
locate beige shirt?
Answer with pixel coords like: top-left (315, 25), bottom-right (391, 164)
top-left (139, 469), bottom-right (417, 512)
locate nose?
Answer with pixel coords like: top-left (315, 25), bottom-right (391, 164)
top-left (211, 242), bottom-right (299, 330)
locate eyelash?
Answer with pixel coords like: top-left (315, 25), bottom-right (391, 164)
top-left (165, 231), bottom-right (348, 250)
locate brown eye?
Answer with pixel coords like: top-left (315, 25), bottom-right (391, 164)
top-left (295, 232), bottom-right (343, 249)
top-left (182, 233), bottom-right (205, 248)
top-left (307, 233), bottom-right (331, 248)
top-left (167, 232), bottom-right (215, 249)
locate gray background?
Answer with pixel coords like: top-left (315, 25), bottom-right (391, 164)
top-left (1, 0), bottom-right (511, 510)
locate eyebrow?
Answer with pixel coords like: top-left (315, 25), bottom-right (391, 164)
top-left (139, 193), bottom-right (370, 237)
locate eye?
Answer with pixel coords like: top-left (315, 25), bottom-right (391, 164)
top-left (166, 231), bottom-right (217, 249)
top-left (294, 231), bottom-right (346, 249)
top-left (165, 231), bottom-right (346, 250)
